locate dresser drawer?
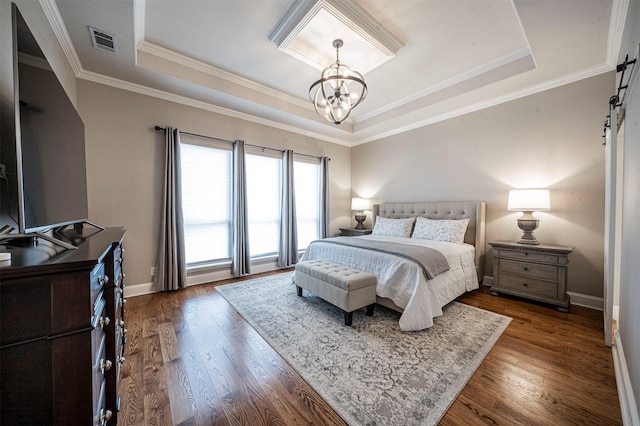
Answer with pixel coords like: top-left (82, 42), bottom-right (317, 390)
top-left (90, 262), bottom-right (108, 308)
top-left (496, 248), bottom-right (560, 265)
top-left (498, 273), bottom-right (558, 298)
top-left (499, 259), bottom-right (558, 281)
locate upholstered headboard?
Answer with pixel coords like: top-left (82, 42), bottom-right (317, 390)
top-left (372, 201), bottom-right (487, 280)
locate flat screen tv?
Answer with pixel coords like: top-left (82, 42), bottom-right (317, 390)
top-left (0, 3), bottom-right (89, 246)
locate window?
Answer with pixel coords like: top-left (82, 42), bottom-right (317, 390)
top-left (178, 135), bottom-right (324, 267)
top-left (180, 138), bottom-right (232, 265)
top-left (294, 157), bottom-right (321, 250)
top-left (246, 152), bottom-right (282, 257)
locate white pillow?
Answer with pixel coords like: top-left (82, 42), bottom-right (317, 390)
top-left (412, 217), bottom-right (470, 244)
top-left (372, 216), bottom-right (415, 238)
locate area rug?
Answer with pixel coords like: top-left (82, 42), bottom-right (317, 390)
top-left (216, 273), bottom-right (511, 426)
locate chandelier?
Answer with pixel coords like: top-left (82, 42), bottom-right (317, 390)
top-left (309, 39), bottom-right (367, 125)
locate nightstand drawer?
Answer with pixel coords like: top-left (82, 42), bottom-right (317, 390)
top-left (499, 259), bottom-right (558, 281)
top-left (499, 274), bottom-right (558, 298)
top-left (496, 248), bottom-right (559, 265)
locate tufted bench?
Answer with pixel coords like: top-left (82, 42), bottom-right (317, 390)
top-left (294, 259), bottom-right (377, 326)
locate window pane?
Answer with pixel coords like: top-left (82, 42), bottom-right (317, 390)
top-left (246, 153), bottom-right (281, 257)
top-left (294, 160), bottom-right (320, 249)
top-left (180, 142), bottom-right (232, 264)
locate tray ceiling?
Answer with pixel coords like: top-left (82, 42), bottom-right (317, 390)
top-left (52, 0), bottom-right (620, 146)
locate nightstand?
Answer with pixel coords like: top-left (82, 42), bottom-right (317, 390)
top-left (340, 228), bottom-right (372, 236)
top-left (489, 241), bottom-right (574, 312)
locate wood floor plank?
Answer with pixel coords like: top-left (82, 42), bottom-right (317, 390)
top-left (117, 271), bottom-right (622, 426)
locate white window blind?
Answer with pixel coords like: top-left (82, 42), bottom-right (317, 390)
top-left (180, 139), bottom-right (232, 265)
top-left (294, 158), bottom-right (321, 250)
top-left (246, 152), bottom-right (282, 257)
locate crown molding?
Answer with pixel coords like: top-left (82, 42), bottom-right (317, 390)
top-left (77, 69), bottom-right (351, 147)
top-left (356, 47), bottom-right (534, 123)
top-left (269, 0), bottom-right (403, 55)
top-left (39, 0), bottom-right (82, 77)
top-left (351, 62), bottom-right (614, 146)
top-left (133, 0), bottom-right (146, 65)
top-left (137, 41), bottom-right (311, 111)
top-left (607, 0), bottom-right (629, 66)
top-left (18, 52), bottom-right (51, 71)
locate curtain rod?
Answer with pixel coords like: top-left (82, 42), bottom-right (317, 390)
top-left (154, 125), bottom-right (328, 161)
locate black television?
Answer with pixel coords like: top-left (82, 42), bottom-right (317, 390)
top-left (0, 3), bottom-right (90, 248)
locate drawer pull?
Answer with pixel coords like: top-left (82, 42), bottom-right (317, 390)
top-left (118, 356), bottom-right (126, 365)
top-left (99, 409), bottom-right (113, 425)
top-left (98, 275), bottom-right (110, 286)
top-left (118, 319), bottom-right (125, 327)
top-left (99, 316), bottom-right (111, 327)
top-left (116, 257), bottom-right (123, 265)
top-left (100, 359), bottom-right (113, 374)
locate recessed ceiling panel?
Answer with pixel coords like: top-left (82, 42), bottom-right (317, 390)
top-left (269, 0), bottom-right (404, 74)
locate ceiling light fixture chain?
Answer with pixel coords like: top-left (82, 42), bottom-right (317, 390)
top-left (309, 39), bottom-right (367, 125)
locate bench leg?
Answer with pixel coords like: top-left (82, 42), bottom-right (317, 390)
top-left (366, 304), bottom-right (375, 316)
top-left (296, 286), bottom-right (303, 297)
top-left (344, 311), bottom-right (353, 326)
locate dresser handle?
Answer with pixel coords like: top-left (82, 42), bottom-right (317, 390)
top-left (116, 257), bottom-right (123, 265)
top-left (99, 409), bottom-right (113, 425)
top-left (99, 316), bottom-right (110, 327)
top-left (100, 359), bottom-right (113, 374)
top-left (118, 319), bottom-right (125, 327)
top-left (98, 275), bottom-right (109, 286)
top-left (118, 356), bottom-right (126, 365)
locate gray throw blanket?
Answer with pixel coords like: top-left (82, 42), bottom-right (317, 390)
top-left (309, 236), bottom-right (450, 279)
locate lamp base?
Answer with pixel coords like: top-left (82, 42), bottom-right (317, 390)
top-left (516, 215), bottom-right (540, 245)
top-left (354, 213), bottom-right (366, 230)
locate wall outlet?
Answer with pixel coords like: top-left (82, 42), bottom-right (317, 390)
top-left (150, 266), bottom-right (155, 277)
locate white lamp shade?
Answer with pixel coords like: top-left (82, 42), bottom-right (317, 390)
top-left (351, 197), bottom-right (369, 211)
top-left (507, 189), bottom-right (550, 212)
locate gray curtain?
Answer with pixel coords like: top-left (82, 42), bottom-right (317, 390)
top-left (278, 149), bottom-right (298, 267)
top-left (320, 156), bottom-right (330, 238)
top-left (154, 127), bottom-right (187, 291)
top-left (232, 140), bottom-right (250, 276)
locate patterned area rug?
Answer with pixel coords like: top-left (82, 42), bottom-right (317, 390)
top-left (217, 273), bottom-right (511, 426)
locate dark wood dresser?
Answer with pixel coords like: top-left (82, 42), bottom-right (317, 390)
top-left (0, 227), bottom-right (126, 425)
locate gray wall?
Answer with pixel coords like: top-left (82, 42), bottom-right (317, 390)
top-left (77, 80), bottom-right (352, 287)
top-left (351, 72), bottom-right (614, 299)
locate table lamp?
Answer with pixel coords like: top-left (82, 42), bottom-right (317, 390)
top-left (507, 189), bottom-right (550, 245)
top-left (351, 198), bottom-right (370, 229)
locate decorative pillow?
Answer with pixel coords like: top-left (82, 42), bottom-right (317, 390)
top-left (372, 216), bottom-right (415, 238)
top-left (411, 217), bottom-right (470, 244)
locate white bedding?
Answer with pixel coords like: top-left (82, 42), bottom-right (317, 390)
top-left (298, 235), bottom-right (479, 331)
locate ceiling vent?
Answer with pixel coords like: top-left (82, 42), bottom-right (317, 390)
top-left (88, 26), bottom-right (118, 55)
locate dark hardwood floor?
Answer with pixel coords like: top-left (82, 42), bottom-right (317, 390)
top-left (117, 271), bottom-right (622, 425)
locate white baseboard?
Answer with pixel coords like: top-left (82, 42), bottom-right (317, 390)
top-left (567, 291), bottom-right (603, 311)
top-left (612, 330), bottom-right (640, 426)
top-left (124, 258), bottom-right (286, 298)
top-left (124, 281), bottom-right (156, 298)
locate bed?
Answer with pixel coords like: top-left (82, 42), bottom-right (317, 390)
top-left (297, 201), bottom-right (486, 331)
